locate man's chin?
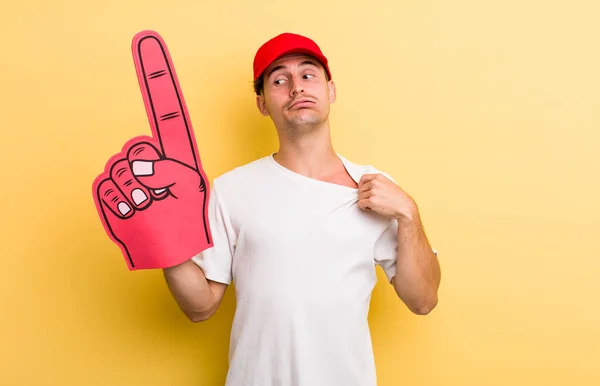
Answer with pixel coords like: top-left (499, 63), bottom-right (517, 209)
top-left (288, 117), bottom-right (322, 130)
top-left (286, 111), bottom-right (322, 126)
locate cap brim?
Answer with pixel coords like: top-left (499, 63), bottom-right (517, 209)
top-left (256, 48), bottom-right (331, 81)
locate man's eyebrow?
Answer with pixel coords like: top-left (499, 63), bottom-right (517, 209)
top-left (266, 65), bottom-right (286, 79)
top-left (299, 60), bottom-right (320, 68)
top-left (266, 60), bottom-right (321, 79)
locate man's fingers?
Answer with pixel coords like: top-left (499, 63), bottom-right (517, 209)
top-left (132, 30), bottom-right (198, 171)
top-left (359, 173), bottom-right (378, 182)
top-left (358, 180), bottom-right (374, 193)
top-left (97, 178), bottom-right (135, 219)
top-left (358, 189), bottom-right (372, 200)
top-left (358, 173), bottom-right (379, 188)
top-left (110, 159), bottom-right (152, 210)
top-left (357, 198), bottom-right (371, 210)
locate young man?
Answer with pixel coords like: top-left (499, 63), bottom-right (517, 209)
top-left (163, 32), bottom-right (441, 386)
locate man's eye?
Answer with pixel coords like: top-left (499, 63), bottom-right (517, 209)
top-left (303, 74), bottom-right (315, 79)
top-left (274, 79), bottom-right (285, 85)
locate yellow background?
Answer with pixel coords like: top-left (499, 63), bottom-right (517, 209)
top-left (1, 0), bottom-right (599, 385)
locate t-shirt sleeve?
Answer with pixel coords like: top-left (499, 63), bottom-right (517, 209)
top-left (373, 219), bottom-right (399, 282)
top-left (371, 168), bottom-right (439, 283)
top-left (191, 184), bottom-right (236, 285)
top-left (373, 219), bottom-right (439, 283)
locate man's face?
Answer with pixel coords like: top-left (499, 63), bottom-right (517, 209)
top-left (256, 54), bottom-right (336, 133)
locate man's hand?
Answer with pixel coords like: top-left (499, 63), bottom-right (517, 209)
top-left (358, 172), bottom-right (440, 314)
top-left (357, 173), bottom-right (418, 222)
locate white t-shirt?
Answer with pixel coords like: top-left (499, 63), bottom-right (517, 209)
top-left (192, 153), bottom-right (400, 386)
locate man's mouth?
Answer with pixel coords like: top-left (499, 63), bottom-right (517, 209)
top-left (288, 98), bottom-right (315, 109)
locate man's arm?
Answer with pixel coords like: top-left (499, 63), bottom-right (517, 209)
top-left (357, 172), bottom-right (441, 315)
top-left (390, 215), bottom-right (441, 315)
top-left (162, 259), bottom-right (228, 322)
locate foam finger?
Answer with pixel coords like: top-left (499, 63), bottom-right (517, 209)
top-left (97, 178), bottom-right (135, 219)
top-left (127, 141), bottom-right (169, 199)
top-left (110, 159), bottom-right (152, 209)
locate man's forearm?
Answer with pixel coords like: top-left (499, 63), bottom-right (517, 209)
top-left (392, 216), bottom-right (441, 315)
top-left (162, 259), bottom-right (220, 322)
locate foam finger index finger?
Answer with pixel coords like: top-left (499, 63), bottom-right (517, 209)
top-left (132, 30), bottom-right (199, 171)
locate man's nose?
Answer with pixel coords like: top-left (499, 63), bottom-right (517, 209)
top-left (290, 77), bottom-right (304, 96)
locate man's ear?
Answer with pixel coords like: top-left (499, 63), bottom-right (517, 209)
top-left (256, 94), bottom-right (270, 116)
top-left (328, 80), bottom-right (336, 103)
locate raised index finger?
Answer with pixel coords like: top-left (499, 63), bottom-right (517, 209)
top-left (131, 30), bottom-right (199, 170)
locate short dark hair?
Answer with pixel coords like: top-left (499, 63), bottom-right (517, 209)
top-left (253, 76), bottom-right (265, 95)
top-left (253, 58), bottom-right (331, 95)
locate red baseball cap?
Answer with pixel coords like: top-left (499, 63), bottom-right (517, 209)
top-left (253, 32), bottom-right (332, 81)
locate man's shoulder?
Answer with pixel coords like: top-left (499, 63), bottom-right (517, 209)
top-left (211, 155), bottom-right (273, 191)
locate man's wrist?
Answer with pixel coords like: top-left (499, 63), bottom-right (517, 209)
top-left (394, 204), bottom-right (420, 225)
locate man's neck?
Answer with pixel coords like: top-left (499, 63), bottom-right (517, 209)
top-left (273, 123), bottom-right (341, 179)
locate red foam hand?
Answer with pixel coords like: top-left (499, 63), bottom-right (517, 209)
top-left (92, 30), bottom-right (213, 270)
